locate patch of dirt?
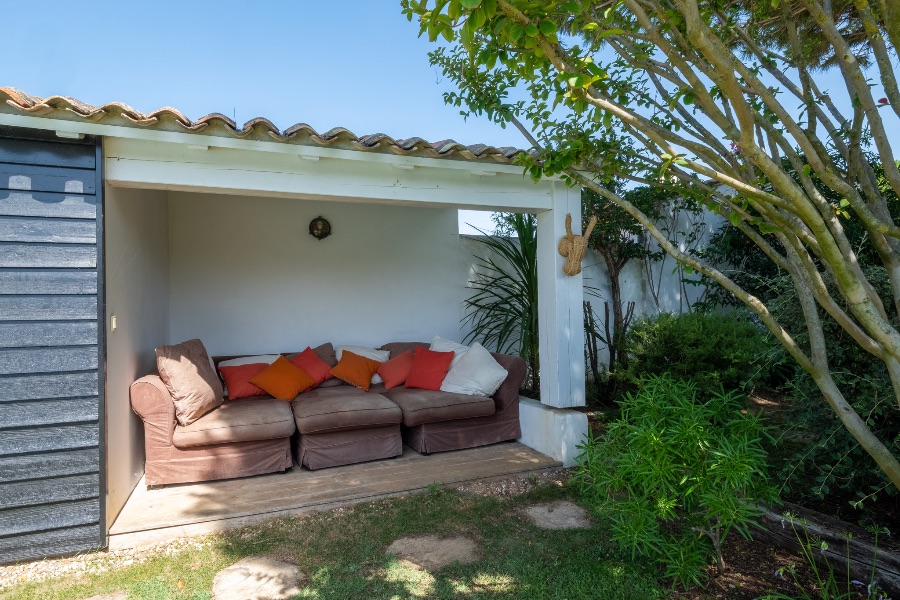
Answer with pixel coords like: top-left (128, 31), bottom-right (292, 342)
top-left (673, 535), bottom-right (833, 600)
top-left (386, 536), bottom-right (479, 572)
top-left (452, 466), bottom-right (570, 496)
top-left (524, 501), bottom-right (592, 530)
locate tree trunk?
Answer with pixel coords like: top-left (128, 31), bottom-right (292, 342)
top-left (602, 249), bottom-right (627, 371)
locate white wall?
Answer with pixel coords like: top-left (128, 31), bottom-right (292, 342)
top-left (104, 186), bottom-right (169, 528)
top-left (167, 192), bottom-right (468, 355)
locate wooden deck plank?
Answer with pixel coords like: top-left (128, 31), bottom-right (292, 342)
top-left (109, 443), bottom-right (559, 547)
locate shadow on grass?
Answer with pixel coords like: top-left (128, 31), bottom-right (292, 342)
top-left (2, 484), bottom-right (664, 600)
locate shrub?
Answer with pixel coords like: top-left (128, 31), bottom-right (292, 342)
top-left (622, 311), bottom-right (773, 394)
top-left (759, 270), bottom-right (900, 511)
top-left (574, 374), bottom-right (777, 588)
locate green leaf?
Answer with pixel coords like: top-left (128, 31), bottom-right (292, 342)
top-left (448, 0), bottom-right (462, 20)
top-left (727, 211), bottom-right (743, 227)
top-left (674, 158), bottom-right (688, 166)
top-left (525, 23), bottom-right (539, 37)
top-left (562, 1), bottom-right (581, 12)
top-left (539, 20), bottom-right (557, 35)
top-left (482, 0), bottom-right (496, 17)
top-left (597, 28), bottom-right (627, 39)
top-left (470, 7), bottom-right (486, 28)
top-left (459, 0), bottom-right (481, 8)
top-left (582, 22), bottom-right (599, 31)
top-left (802, 164), bottom-right (812, 176)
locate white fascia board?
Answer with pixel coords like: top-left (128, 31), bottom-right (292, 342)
top-left (0, 112), bottom-right (527, 176)
top-left (104, 137), bottom-right (554, 211)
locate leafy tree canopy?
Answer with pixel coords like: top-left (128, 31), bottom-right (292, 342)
top-left (402, 0), bottom-right (900, 488)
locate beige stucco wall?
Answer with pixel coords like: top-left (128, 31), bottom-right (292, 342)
top-left (104, 186), bottom-right (169, 528)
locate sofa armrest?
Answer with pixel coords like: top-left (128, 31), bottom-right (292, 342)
top-left (130, 375), bottom-right (177, 448)
top-left (490, 353), bottom-right (527, 412)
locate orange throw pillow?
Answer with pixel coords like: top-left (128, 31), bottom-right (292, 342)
top-left (250, 356), bottom-right (316, 400)
top-left (219, 363), bottom-right (269, 400)
top-left (377, 350), bottom-right (415, 390)
top-left (330, 350), bottom-right (382, 391)
top-left (289, 346), bottom-right (333, 389)
top-left (405, 348), bottom-right (454, 391)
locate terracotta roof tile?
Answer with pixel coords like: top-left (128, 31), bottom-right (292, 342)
top-left (0, 87), bottom-right (525, 164)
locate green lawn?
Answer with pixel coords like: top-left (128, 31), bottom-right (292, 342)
top-left (3, 483), bottom-right (665, 600)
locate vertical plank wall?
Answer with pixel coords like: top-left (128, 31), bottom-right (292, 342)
top-left (0, 126), bottom-right (105, 563)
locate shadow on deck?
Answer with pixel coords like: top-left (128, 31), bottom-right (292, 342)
top-left (108, 442), bottom-right (560, 549)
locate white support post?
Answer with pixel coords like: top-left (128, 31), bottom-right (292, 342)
top-left (536, 182), bottom-right (585, 408)
top-left (520, 182), bottom-right (588, 467)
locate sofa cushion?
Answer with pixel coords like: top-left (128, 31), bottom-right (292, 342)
top-left (172, 398), bottom-right (295, 448)
top-left (379, 341), bottom-right (429, 359)
top-left (288, 346), bottom-right (333, 389)
top-left (404, 348), bottom-right (454, 391)
top-left (384, 388), bottom-right (496, 426)
top-left (251, 356), bottom-right (316, 400)
top-left (336, 345), bottom-right (390, 385)
top-left (330, 351), bottom-right (383, 391)
top-left (291, 386), bottom-right (401, 434)
top-left (440, 342), bottom-right (508, 397)
top-left (377, 350), bottom-right (414, 389)
top-left (156, 338), bottom-right (224, 426)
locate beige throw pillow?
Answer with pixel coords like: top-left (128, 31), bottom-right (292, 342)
top-left (156, 339), bottom-right (224, 426)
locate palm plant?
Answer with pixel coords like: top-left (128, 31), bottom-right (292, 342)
top-left (462, 213), bottom-right (539, 392)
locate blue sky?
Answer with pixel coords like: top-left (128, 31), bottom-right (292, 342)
top-left (4, 2), bottom-right (897, 234)
top-left (2, 2), bottom-right (510, 233)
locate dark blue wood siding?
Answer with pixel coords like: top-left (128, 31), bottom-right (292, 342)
top-left (0, 127), bottom-right (104, 564)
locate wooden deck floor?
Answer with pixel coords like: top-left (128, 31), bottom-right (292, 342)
top-left (108, 442), bottom-right (560, 549)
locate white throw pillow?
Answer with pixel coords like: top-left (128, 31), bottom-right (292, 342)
top-left (440, 342), bottom-right (508, 397)
top-left (430, 335), bottom-right (469, 369)
top-left (335, 345), bottom-right (390, 384)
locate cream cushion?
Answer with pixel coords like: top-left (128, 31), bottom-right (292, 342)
top-left (429, 335), bottom-right (469, 369)
top-left (440, 342), bottom-right (508, 397)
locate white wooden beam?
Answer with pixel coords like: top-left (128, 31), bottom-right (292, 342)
top-left (536, 183), bottom-right (585, 408)
top-left (103, 138), bottom-right (554, 212)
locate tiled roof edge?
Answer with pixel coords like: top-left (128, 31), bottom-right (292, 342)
top-left (0, 87), bottom-right (527, 164)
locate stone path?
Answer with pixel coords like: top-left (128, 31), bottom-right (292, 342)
top-left (524, 501), bottom-right (592, 530)
top-left (386, 535), bottom-right (479, 572)
top-left (211, 556), bottom-right (304, 600)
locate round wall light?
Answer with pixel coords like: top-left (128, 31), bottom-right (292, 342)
top-left (309, 216), bottom-right (331, 240)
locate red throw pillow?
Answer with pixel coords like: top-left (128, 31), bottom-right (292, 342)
top-left (289, 346), bottom-right (333, 389)
top-left (404, 348), bottom-right (454, 391)
top-left (377, 350), bottom-right (415, 390)
top-left (219, 363), bottom-right (269, 400)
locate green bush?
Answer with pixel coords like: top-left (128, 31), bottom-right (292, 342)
top-left (759, 270), bottom-right (900, 511)
top-left (574, 374), bottom-right (777, 588)
top-left (622, 311), bottom-right (773, 394)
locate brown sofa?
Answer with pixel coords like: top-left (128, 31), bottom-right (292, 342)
top-left (130, 341), bottom-right (526, 485)
top-left (130, 376), bottom-right (295, 486)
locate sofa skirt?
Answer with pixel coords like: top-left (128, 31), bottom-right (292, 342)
top-left (296, 425), bottom-right (402, 470)
top-left (403, 402), bottom-right (521, 454)
top-left (144, 437), bottom-right (292, 487)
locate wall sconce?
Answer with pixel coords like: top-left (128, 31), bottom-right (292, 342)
top-left (309, 216), bottom-right (331, 240)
